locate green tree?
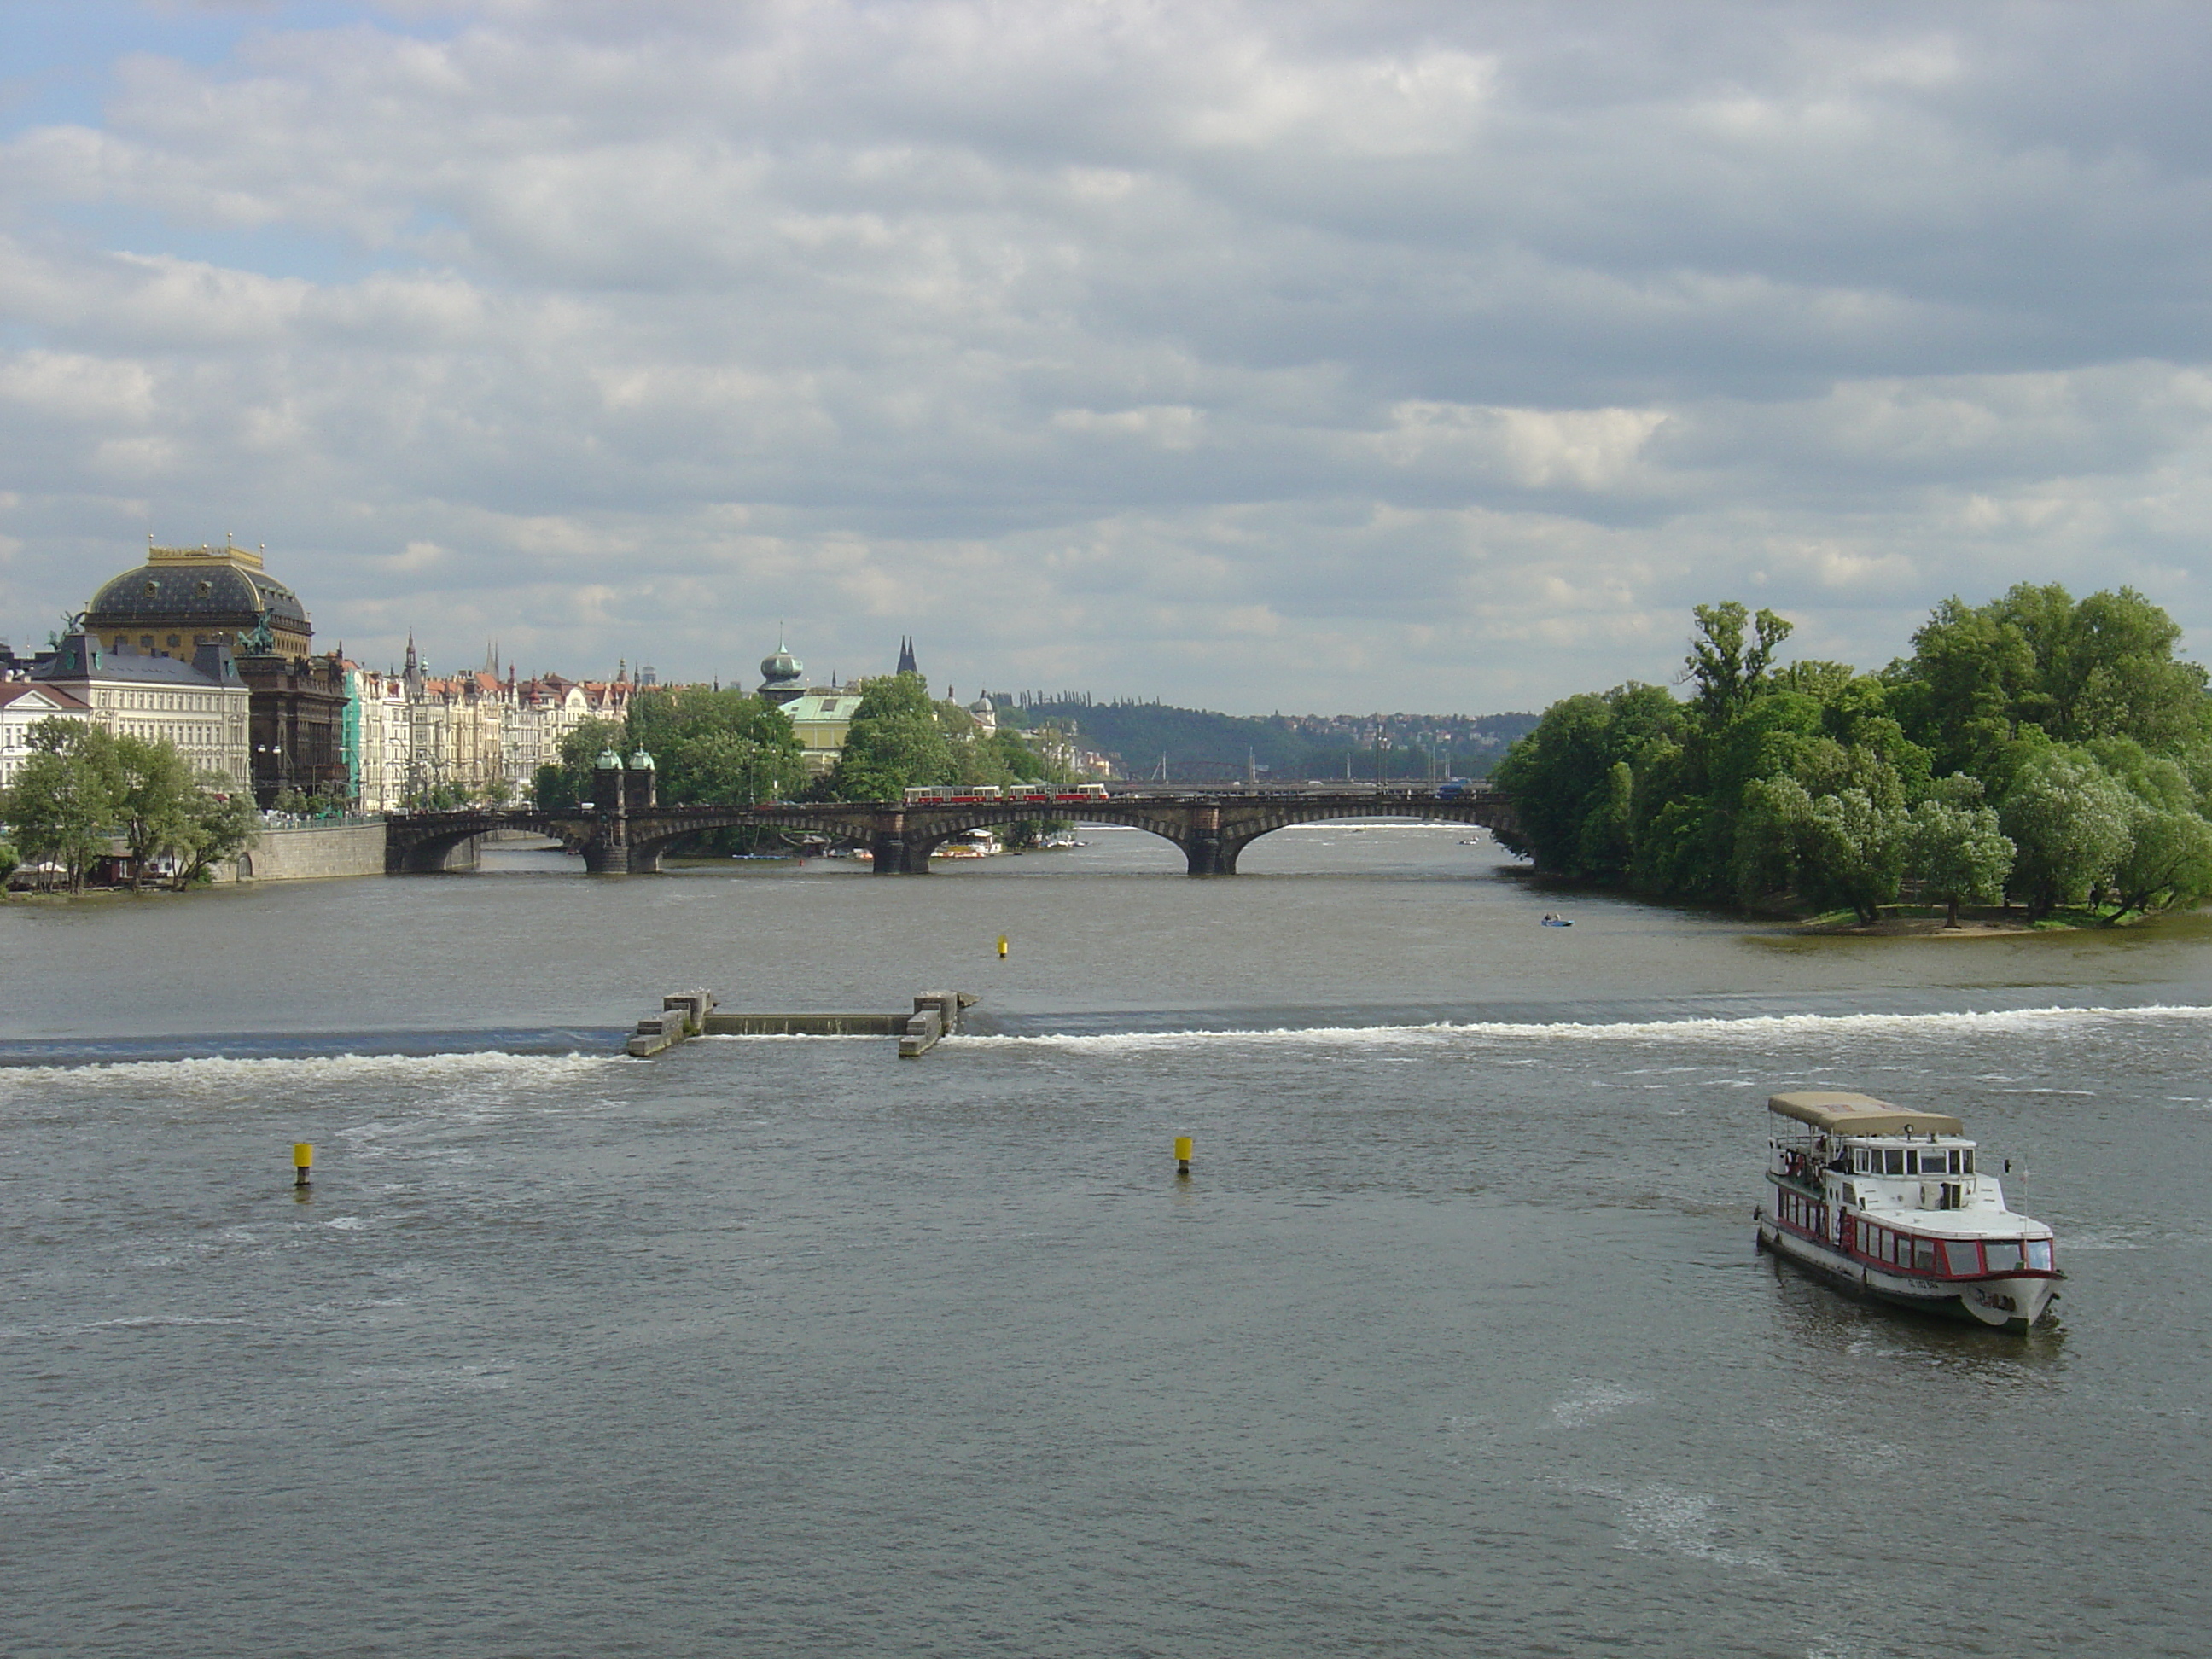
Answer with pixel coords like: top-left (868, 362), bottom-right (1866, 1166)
top-left (623, 687), bottom-right (807, 806)
top-left (174, 783), bottom-right (260, 888)
top-left (1906, 775), bottom-right (2014, 927)
top-left (1489, 683), bottom-right (1684, 876)
top-left (531, 718), bottom-right (626, 811)
top-left (831, 675), bottom-right (956, 800)
top-left (1735, 745), bottom-right (1911, 923)
top-left (2087, 737), bottom-right (2212, 918)
top-left (1999, 747), bottom-right (2136, 920)
top-left (1, 719), bottom-right (124, 892)
top-left (1889, 585), bottom-right (2211, 771)
top-left (1684, 602), bottom-right (1792, 722)
top-left (114, 734), bottom-right (201, 888)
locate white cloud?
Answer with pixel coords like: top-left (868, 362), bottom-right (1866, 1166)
top-left (3, 1), bottom-right (2212, 707)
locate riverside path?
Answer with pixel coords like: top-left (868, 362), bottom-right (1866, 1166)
top-left (384, 784), bottom-right (1520, 876)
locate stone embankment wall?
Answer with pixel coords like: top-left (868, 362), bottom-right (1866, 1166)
top-left (231, 820), bottom-right (388, 882)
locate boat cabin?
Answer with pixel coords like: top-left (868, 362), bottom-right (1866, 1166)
top-left (1764, 1090), bottom-right (2053, 1265)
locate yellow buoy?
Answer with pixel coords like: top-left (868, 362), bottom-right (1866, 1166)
top-left (1173, 1134), bottom-right (1192, 1175)
top-left (997, 935), bottom-right (1009, 958)
top-left (293, 1143), bottom-right (313, 1189)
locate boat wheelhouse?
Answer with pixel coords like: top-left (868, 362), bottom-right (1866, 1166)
top-left (1755, 1091), bottom-right (2061, 1331)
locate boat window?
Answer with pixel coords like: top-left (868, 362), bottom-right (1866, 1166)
top-left (1883, 1150), bottom-right (1905, 1175)
top-left (1913, 1238), bottom-right (1937, 1272)
top-left (1985, 1241), bottom-right (2024, 1273)
top-left (1961, 1150), bottom-right (1975, 1174)
top-left (1863, 1225), bottom-right (1882, 1259)
top-left (1906, 1150), bottom-right (1922, 1175)
top-left (2025, 1240), bottom-right (2053, 1272)
top-left (1942, 1239), bottom-right (1982, 1276)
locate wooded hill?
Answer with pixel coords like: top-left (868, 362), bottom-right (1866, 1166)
top-left (1003, 700), bottom-right (1537, 783)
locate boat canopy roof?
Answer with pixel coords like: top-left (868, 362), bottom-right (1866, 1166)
top-left (1767, 1091), bottom-right (1965, 1138)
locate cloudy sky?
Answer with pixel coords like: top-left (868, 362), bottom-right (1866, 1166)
top-left (3, 1), bottom-right (2209, 712)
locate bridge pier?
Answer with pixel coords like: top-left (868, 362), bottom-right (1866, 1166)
top-left (871, 835), bottom-right (941, 875)
top-left (387, 832), bottom-right (483, 874)
top-left (1179, 804), bottom-right (1242, 876)
top-left (870, 812), bottom-right (945, 875)
top-left (584, 842), bottom-right (632, 875)
top-left (1181, 832), bottom-right (1240, 876)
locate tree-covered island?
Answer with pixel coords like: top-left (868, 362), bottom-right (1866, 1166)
top-left (1492, 585), bottom-right (2212, 927)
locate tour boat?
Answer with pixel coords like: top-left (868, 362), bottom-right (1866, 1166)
top-left (1755, 1091), bottom-right (2061, 1330)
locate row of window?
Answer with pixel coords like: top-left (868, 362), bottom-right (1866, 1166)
top-left (1857, 1221), bottom-right (2053, 1278)
top-left (1775, 1192), bottom-right (2055, 1277)
top-left (118, 723), bottom-right (236, 748)
top-left (1854, 1145), bottom-right (1973, 1177)
top-left (106, 690), bottom-right (236, 713)
top-left (1778, 1191), bottom-right (1822, 1233)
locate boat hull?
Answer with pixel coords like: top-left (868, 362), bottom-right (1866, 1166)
top-left (1756, 1217), bottom-right (2059, 1332)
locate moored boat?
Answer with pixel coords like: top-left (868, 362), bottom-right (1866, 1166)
top-left (1755, 1091), bottom-right (2061, 1331)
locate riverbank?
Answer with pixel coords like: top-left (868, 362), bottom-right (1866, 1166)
top-left (1792, 904), bottom-right (2157, 936)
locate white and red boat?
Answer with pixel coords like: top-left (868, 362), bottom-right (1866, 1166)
top-left (1755, 1090), bottom-right (2062, 1331)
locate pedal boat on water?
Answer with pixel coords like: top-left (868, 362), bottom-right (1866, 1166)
top-left (1755, 1091), bottom-right (2061, 1331)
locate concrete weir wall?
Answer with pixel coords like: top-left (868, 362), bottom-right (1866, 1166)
top-left (230, 820), bottom-right (389, 882)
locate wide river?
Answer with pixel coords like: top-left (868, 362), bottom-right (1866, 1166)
top-left (3, 824), bottom-right (2208, 1656)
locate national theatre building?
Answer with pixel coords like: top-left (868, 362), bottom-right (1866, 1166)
top-left (82, 542), bottom-right (349, 806)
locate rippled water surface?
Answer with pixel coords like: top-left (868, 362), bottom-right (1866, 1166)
top-left (3, 827), bottom-right (2209, 1656)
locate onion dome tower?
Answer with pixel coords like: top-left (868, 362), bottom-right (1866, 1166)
top-left (758, 632), bottom-right (806, 704)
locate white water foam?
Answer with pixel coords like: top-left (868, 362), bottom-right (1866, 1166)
top-left (0, 1049), bottom-right (619, 1097)
top-left (951, 1003), bottom-right (2212, 1054)
top-left (1551, 1382), bottom-right (1649, 1428)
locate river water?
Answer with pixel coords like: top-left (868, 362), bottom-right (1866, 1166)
top-left (3, 825), bottom-right (2208, 1656)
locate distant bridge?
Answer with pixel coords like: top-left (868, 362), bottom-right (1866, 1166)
top-left (383, 785), bottom-right (1520, 876)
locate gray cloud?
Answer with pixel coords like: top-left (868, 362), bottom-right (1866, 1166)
top-left (3, 0), bottom-right (2210, 708)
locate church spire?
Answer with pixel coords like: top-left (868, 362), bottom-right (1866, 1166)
top-left (896, 635), bottom-right (919, 676)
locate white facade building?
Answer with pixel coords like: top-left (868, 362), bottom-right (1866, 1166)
top-left (28, 634), bottom-right (251, 790)
top-left (0, 682), bottom-right (95, 787)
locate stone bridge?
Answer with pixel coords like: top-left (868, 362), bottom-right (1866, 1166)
top-left (384, 786), bottom-right (1520, 876)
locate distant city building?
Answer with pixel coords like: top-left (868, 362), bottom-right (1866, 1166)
top-left (29, 632), bottom-right (251, 790)
top-left (341, 638), bottom-right (637, 811)
top-left (0, 681), bottom-right (93, 787)
top-left (896, 636), bottom-right (920, 677)
top-left (81, 541), bottom-right (343, 805)
top-left (783, 690), bottom-right (866, 775)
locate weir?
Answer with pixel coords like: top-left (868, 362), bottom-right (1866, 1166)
top-left (626, 989), bottom-right (978, 1057)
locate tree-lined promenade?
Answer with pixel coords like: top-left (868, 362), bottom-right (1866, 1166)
top-left (1493, 585), bottom-right (2212, 925)
top-left (0, 720), bottom-right (258, 893)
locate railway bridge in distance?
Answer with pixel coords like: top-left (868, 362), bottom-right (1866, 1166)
top-left (383, 784), bottom-right (1521, 876)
